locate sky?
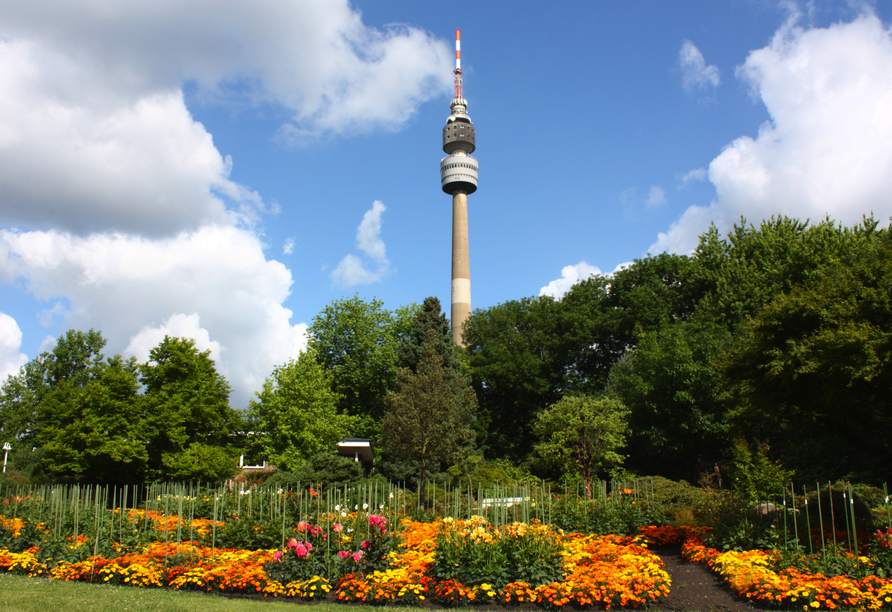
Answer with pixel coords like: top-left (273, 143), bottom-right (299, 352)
top-left (2, 0), bottom-right (892, 408)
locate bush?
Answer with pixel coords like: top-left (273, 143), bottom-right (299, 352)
top-left (431, 517), bottom-right (564, 591)
top-left (292, 452), bottom-right (364, 488)
top-left (726, 439), bottom-right (793, 506)
top-left (645, 476), bottom-right (708, 524)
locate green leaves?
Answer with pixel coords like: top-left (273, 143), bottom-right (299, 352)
top-left (308, 295), bottom-right (419, 428)
top-left (533, 395), bottom-right (629, 499)
top-left (381, 332), bottom-right (477, 508)
top-left (249, 350), bottom-right (354, 472)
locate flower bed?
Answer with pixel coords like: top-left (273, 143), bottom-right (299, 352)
top-left (0, 514), bottom-right (670, 609)
top-left (642, 525), bottom-right (892, 610)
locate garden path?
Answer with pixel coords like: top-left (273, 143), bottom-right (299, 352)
top-left (651, 545), bottom-right (769, 612)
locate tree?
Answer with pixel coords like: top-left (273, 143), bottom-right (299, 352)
top-left (248, 350), bottom-right (354, 472)
top-left (464, 296), bottom-right (566, 460)
top-left (37, 356), bottom-right (147, 483)
top-left (397, 296), bottom-right (460, 375)
top-left (308, 295), bottom-right (418, 435)
top-left (606, 318), bottom-right (733, 481)
top-left (381, 332), bottom-right (477, 508)
top-left (140, 336), bottom-right (241, 481)
top-left (724, 230), bottom-right (892, 482)
top-left (532, 395), bottom-right (629, 500)
top-left (1, 329), bottom-right (107, 446)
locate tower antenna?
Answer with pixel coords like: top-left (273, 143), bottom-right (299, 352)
top-left (454, 29), bottom-right (462, 100)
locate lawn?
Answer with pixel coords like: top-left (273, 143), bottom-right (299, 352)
top-left (0, 573), bottom-right (426, 612)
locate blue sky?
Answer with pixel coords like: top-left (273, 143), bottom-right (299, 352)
top-left (2, 1), bottom-right (892, 407)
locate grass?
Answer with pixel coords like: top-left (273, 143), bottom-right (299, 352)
top-left (0, 573), bottom-right (431, 612)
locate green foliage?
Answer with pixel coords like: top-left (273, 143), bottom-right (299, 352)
top-left (608, 319), bottom-right (732, 480)
top-left (292, 452), bottom-right (364, 488)
top-left (381, 332), bottom-right (477, 508)
top-left (397, 296), bottom-right (460, 374)
top-left (725, 228), bottom-right (892, 482)
top-left (726, 439), bottom-right (794, 507)
top-left (533, 395), bottom-right (629, 499)
top-left (549, 495), bottom-right (666, 535)
top-left (249, 350), bottom-right (354, 472)
top-left (308, 295), bottom-right (418, 431)
top-left (431, 520), bottom-right (564, 591)
top-left (464, 295), bottom-right (566, 461)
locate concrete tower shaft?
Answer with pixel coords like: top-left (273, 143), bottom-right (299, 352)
top-left (442, 29), bottom-right (476, 346)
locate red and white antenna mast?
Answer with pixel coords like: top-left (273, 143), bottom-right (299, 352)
top-left (454, 29), bottom-right (462, 100)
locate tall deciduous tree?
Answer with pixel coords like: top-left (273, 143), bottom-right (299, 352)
top-left (37, 356), bottom-right (147, 483)
top-left (724, 231), bottom-right (892, 482)
top-left (381, 332), bottom-right (477, 508)
top-left (606, 319), bottom-right (733, 481)
top-left (249, 350), bottom-right (354, 472)
top-left (140, 336), bottom-right (240, 481)
top-left (308, 295), bottom-right (418, 435)
top-left (533, 395), bottom-right (629, 500)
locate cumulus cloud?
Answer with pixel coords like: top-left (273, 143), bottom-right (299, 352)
top-left (0, 1), bottom-right (449, 236)
top-left (332, 200), bottom-right (391, 287)
top-left (646, 186), bottom-right (667, 207)
top-left (124, 313), bottom-right (223, 367)
top-left (0, 1), bottom-right (448, 406)
top-left (679, 40), bottom-right (721, 91)
top-left (540, 262), bottom-right (603, 299)
top-left (0, 313), bottom-right (28, 383)
top-left (0, 226), bottom-right (307, 408)
top-left (0, 0), bottom-right (451, 141)
top-left (653, 11), bottom-right (892, 254)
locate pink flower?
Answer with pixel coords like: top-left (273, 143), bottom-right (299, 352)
top-left (381, 529), bottom-right (387, 536)
top-left (338, 550), bottom-right (350, 559)
top-left (287, 537), bottom-right (298, 549)
top-left (360, 540), bottom-right (370, 549)
top-left (333, 523), bottom-right (343, 533)
top-left (353, 551), bottom-right (364, 562)
top-left (295, 542), bottom-right (308, 558)
top-left (273, 550), bottom-right (283, 562)
top-left (296, 520), bottom-right (310, 532)
top-left (311, 525), bottom-right (323, 536)
top-left (304, 541), bottom-right (313, 552)
top-left (368, 514), bottom-right (387, 530)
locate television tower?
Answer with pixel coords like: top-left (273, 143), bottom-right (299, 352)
top-left (440, 29), bottom-right (478, 346)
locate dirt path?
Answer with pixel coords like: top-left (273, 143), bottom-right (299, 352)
top-left (649, 546), bottom-right (769, 612)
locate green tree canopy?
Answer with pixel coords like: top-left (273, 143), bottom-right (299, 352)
top-left (140, 336), bottom-right (240, 481)
top-left (724, 230), bottom-right (892, 482)
top-left (397, 296), bottom-right (460, 375)
top-left (381, 332), bottom-right (477, 508)
top-left (607, 318), bottom-right (733, 481)
top-left (308, 295), bottom-right (418, 435)
top-left (533, 395), bottom-right (629, 500)
top-left (248, 350), bottom-right (354, 472)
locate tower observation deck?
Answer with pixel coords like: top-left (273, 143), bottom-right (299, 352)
top-left (441, 30), bottom-right (477, 346)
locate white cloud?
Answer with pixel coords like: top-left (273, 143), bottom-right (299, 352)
top-left (680, 168), bottom-right (707, 187)
top-left (0, 226), bottom-right (307, 408)
top-left (282, 238), bottom-right (295, 255)
top-left (124, 313), bottom-right (223, 368)
top-left (653, 11), bottom-right (892, 254)
top-left (679, 40), bottom-right (721, 91)
top-left (540, 262), bottom-right (603, 299)
top-left (0, 1), bottom-right (451, 142)
top-left (0, 1), bottom-right (448, 407)
top-left (332, 201), bottom-right (391, 287)
top-left (646, 186), bottom-right (667, 207)
top-left (357, 201), bottom-right (388, 262)
top-left (0, 313), bottom-right (28, 383)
